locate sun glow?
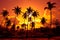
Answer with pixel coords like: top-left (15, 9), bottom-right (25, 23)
top-left (15, 10), bottom-right (55, 30)
top-left (0, 8), bottom-right (56, 30)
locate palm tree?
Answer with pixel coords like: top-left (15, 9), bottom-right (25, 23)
top-left (27, 7), bottom-right (33, 16)
top-left (44, 2), bottom-right (56, 27)
top-left (22, 12), bottom-right (27, 23)
top-left (32, 11), bottom-right (39, 21)
top-left (41, 17), bottom-right (46, 24)
top-left (26, 7), bottom-right (33, 23)
top-left (13, 6), bottom-right (21, 29)
top-left (26, 7), bottom-right (33, 30)
top-left (22, 12), bottom-right (28, 30)
top-left (13, 6), bottom-right (21, 16)
top-left (28, 17), bottom-right (32, 22)
top-left (2, 9), bottom-right (9, 17)
top-left (17, 26), bottom-right (19, 31)
top-left (32, 11), bottom-right (39, 28)
top-left (21, 23), bottom-right (26, 30)
top-left (6, 19), bottom-right (11, 29)
top-left (31, 22), bottom-right (35, 29)
top-left (11, 24), bottom-right (16, 32)
top-left (1, 9), bottom-right (9, 28)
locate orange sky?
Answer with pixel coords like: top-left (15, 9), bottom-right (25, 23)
top-left (0, 0), bottom-right (60, 30)
top-left (0, 0), bottom-right (60, 19)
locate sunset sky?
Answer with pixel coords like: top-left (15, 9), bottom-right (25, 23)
top-left (0, 0), bottom-right (60, 19)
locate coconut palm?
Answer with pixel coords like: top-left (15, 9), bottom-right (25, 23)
top-left (26, 7), bottom-right (33, 30)
top-left (6, 19), bottom-right (11, 28)
top-left (28, 17), bottom-right (32, 22)
top-left (17, 26), bottom-right (19, 31)
top-left (22, 12), bottom-right (28, 30)
top-left (44, 2), bottom-right (56, 27)
top-left (32, 11), bottom-right (39, 21)
top-left (5, 19), bottom-right (11, 31)
top-left (1, 9), bottom-right (9, 28)
top-left (26, 7), bottom-right (33, 23)
top-left (21, 23), bottom-right (27, 30)
top-left (13, 6), bottom-right (21, 16)
top-left (2, 9), bottom-right (9, 17)
top-left (31, 22), bottom-right (35, 29)
top-left (27, 7), bottom-right (33, 16)
top-left (11, 24), bottom-right (16, 32)
top-left (1, 9), bottom-right (9, 20)
top-left (41, 17), bottom-right (46, 24)
top-left (13, 6), bottom-right (21, 29)
top-left (22, 12), bottom-right (27, 23)
top-left (32, 11), bottom-right (39, 28)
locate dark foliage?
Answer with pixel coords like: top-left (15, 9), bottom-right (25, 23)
top-left (32, 11), bottom-right (38, 17)
top-left (11, 24), bottom-right (15, 32)
top-left (41, 17), bottom-right (46, 24)
top-left (21, 23), bottom-right (27, 28)
top-left (13, 6), bottom-right (21, 16)
top-left (44, 2), bottom-right (56, 10)
top-left (23, 12), bottom-right (27, 19)
top-left (31, 22), bottom-right (35, 28)
top-left (27, 7), bottom-right (33, 13)
top-left (28, 17), bottom-right (32, 22)
top-left (6, 20), bottom-right (11, 26)
top-left (2, 10), bottom-right (9, 17)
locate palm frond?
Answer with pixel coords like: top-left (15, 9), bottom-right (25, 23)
top-left (44, 7), bottom-right (48, 10)
top-left (52, 3), bottom-right (56, 5)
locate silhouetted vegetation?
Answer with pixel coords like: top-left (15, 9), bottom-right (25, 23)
top-left (2, 9), bottom-right (9, 17)
top-left (0, 1), bottom-right (60, 39)
top-left (41, 17), bottom-right (46, 24)
top-left (44, 2), bottom-right (56, 28)
top-left (13, 6), bottom-right (21, 16)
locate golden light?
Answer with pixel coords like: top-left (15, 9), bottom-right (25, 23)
top-left (0, 8), bottom-right (56, 30)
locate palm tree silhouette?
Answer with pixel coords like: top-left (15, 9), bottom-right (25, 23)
top-left (27, 7), bottom-right (33, 16)
top-left (21, 23), bottom-right (26, 30)
top-left (22, 12), bottom-right (27, 23)
top-left (22, 12), bottom-right (27, 30)
top-left (17, 26), bottom-right (19, 31)
top-left (41, 17), bottom-right (46, 24)
top-left (32, 11), bottom-right (39, 21)
top-left (13, 6), bottom-right (21, 16)
top-left (6, 19), bottom-right (11, 29)
top-left (1, 9), bottom-right (9, 28)
top-left (11, 24), bottom-right (15, 32)
top-left (31, 22), bottom-right (35, 29)
top-left (2, 9), bottom-right (9, 18)
top-left (32, 11), bottom-right (39, 28)
top-left (44, 2), bottom-right (56, 28)
top-left (28, 17), bottom-right (32, 22)
top-left (13, 6), bottom-right (21, 30)
top-left (26, 7), bottom-right (33, 30)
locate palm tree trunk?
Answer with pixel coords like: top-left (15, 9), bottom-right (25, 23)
top-left (24, 19), bottom-right (26, 30)
top-left (34, 17), bottom-right (35, 29)
top-left (26, 17), bottom-right (28, 38)
top-left (27, 17), bottom-right (28, 30)
top-left (50, 10), bottom-right (52, 28)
